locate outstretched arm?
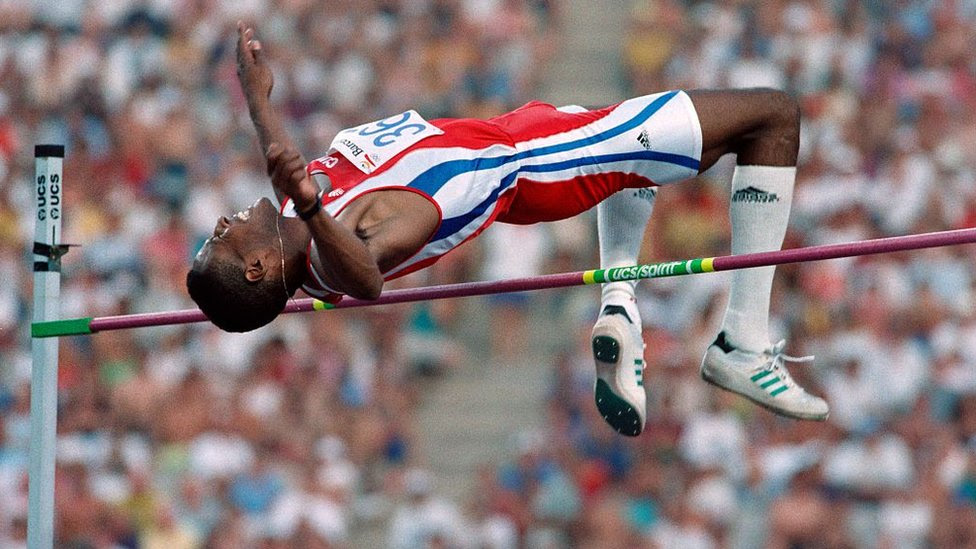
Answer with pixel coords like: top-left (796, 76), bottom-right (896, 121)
top-left (266, 144), bottom-right (384, 300)
top-left (237, 23), bottom-right (381, 300)
top-left (235, 22), bottom-right (323, 204)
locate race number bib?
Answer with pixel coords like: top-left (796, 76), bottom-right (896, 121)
top-left (330, 110), bottom-right (444, 174)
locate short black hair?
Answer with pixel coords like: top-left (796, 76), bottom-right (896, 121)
top-left (186, 259), bottom-right (286, 332)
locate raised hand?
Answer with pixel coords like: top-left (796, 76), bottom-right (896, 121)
top-left (236, 22), bottom-right (273, 104)
top-left (266, 143), bottom-right (318, 209)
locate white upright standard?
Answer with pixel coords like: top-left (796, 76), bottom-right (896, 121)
top-left (29, 144), bottom-right (65, 549)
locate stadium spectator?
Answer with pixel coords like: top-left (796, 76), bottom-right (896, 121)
top-left (1, 0), bottom-right (974, 546)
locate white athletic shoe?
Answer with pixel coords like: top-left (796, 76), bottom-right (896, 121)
top-left (700, 332), bottom-right (829, 421)
top-left (591, 305), bottom-right (647, 436)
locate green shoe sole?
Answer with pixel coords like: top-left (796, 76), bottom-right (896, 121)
top-left (593, 335), bottom-right (641, 437)
top-left (594, 379), bottom-right (642, 437)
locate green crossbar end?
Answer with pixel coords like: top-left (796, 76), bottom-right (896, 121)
top-left (31, 318), bottom-right (93, 338)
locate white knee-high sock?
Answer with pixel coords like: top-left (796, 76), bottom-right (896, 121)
top-left (598, 188), bottom-right (656, 322)
top-left (721, 165), bottom-right (796, 352)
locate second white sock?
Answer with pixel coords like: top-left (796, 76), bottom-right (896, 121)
top-left (720, 165), bottom-right (796, 352)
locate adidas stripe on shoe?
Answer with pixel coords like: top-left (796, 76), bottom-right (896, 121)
top-left (700, 332), bottom-right (828, 421)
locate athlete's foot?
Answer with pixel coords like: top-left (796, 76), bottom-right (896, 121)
top-left (591, 305), bottom-right (647, 436)
top-left (700, 332), bottom-right (829, 421)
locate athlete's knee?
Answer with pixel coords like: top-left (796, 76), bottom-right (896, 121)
top-left (736, 88), bottom-right (800, 159)
top-left (691, 88), bottom-right (801, 168)
top-left (753, 88), bottom-right (800, 141)
top-left (768, 89), bottom-right (800, 129)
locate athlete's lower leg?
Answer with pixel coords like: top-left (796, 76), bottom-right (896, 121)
top-left (690, 89), bottom-right (826, 420)
top-left (690, 88), bottom-right (800, 352)
top-left (591, 187), bottom-right (656, 436)
top-left (597, 188), bottom-right (657, 321)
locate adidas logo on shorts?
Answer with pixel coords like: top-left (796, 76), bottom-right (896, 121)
top-left (636, 129), bottom-right (652, 150)
top-left (634, 187), bottom-right (657, 201)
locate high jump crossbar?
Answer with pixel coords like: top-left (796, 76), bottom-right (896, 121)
top-left (31, 226), bottom-right (976, 338)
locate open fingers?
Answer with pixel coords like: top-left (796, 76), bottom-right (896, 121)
top-left (266, 145), bottom-right (303, 183)
top-left (268, 144), bottom-right (300, 165)
top-left (270, 161), bottom-right (305, 195)
top-left (236, 28), bottom-right (253, 70)
top-left (248, 32), bottom-right (264, 62)
top-left (249, 40), bottom-right (264, 63)
top-left (243, 26), bottom-right (262, 62)
top-left (236, 22), bottom-right (261, 65)
top-left (284, 155), bottom-right (305, 186)
top-left (278, 151), bottom-right (304, 182)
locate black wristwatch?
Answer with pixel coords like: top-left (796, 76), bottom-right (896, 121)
top-left (297, 190), bottom-right (324, 221)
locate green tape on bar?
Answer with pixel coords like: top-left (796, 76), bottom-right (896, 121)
top-left (312, 300), bottom-right (336, 311)
top-left (31, 318), bottom-right (93, 338)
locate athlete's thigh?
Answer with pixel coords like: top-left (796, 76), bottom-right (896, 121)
top-left (498, 91), bottom-right (706, 226)
top-left (687, 88), bottom-right (793, 172)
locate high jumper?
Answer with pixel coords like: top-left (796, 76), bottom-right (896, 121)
top-left (188, 22), bottom-right (827, 436)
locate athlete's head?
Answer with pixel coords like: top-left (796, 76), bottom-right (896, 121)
top-left (187, 197), bottom-right (299, 332)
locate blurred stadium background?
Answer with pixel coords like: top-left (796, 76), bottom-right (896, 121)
top-left (1, 0), bottom-right (975, 547)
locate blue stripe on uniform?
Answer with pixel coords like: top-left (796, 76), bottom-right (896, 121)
top-left (408, 90), bottom-right (682, 197)
top-left (431, 148), bottom-right (699, 241)
top-left (519, 149), bottom-right (700, 174)
top-left (432, 171), bottom-right (519, 240)
top-left (509, 90), bottom-right (681, 162)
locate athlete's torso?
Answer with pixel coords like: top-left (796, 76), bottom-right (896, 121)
top-left (283, 109), bottom-right (529, 299)
top-left (283, 91), bottom-right (703, 301)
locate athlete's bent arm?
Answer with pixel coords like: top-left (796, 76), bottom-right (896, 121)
top-left (238, 22), bottom-right (382, 300)
top-left (267, 144), bottom-right (384, 300)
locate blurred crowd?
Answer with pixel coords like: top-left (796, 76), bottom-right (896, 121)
top-left (542, 0), bottom-right (976, 547)
top-left (1, 0), bottom-right (975, 548)
top-left (0, 0), bottom-right (561, 547)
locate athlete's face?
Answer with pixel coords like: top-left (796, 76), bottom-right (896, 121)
top-left (194, 197), bottom-right (281, 275)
